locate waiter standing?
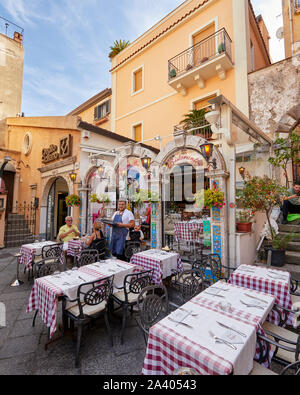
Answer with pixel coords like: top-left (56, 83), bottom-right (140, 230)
top-left (110, 200), bottom-right (135, 260)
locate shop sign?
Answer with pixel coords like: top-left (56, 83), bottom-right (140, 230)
top-left (42, 135), bottom-right (72, 164)
top-left (167, 150), bottom-right (203, 169)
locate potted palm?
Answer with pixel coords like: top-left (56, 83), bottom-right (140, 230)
top-left (179, 109), bottom-right (212, 138)
top-left (108, 39), bottom-right (130, 59)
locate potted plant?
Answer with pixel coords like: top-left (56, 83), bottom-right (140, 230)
top-left (236, 210), bottom-right (255, 233)
top-left (169, 69), bottom-right (177, 79)
top-left (266, 232), bottom-right (295, 267)
top-left (90, 193), bottom-right (110, 204)
top-left (179, 109), bottom-right (212, 138)
top-left (108, 39), bottom-right (130, 59)
top-left (218, 42), bottom-right (226, 54)
top-left (65, 194), bottom-right (81, 207)
top-left (194, 188), bottom-right (225, 211)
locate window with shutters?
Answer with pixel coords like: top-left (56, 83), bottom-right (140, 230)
top-left (94, 100), bottom-right (111, 120)
top-left (132, 123), bottom-right (143, 142)
top-left (193, 93), bottom-right (217, 111)
top-left (132, 66), bottom-right (144, 95)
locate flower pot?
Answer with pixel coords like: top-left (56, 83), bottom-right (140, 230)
top-left (236, 222), bottom-right (252, 233)
top-left (270, 248), bottom-right (285, 267)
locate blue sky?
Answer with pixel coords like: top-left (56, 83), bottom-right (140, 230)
top-left (0, 0), bottom-right (284, 117)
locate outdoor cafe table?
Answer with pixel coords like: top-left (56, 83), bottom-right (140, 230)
top-left (174, 221), bottom-right (203, 242)
top-left (228, 264), bottom-right (294, 326)
top-left (19, 241), bottom-right (60, 271)
top-left (67, 239), bottom-right (86, 259)
top-left (26, 259), bottom-right (137, 338)
top-left (142, 282), bottom-right (275, 376)
top-left (130, 249), bottom-right (183, 285)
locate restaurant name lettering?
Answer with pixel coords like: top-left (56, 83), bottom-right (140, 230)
top-left (42, 135), bottom-right (72, 164)
top-left (167, 152), bottom-right (203, 169)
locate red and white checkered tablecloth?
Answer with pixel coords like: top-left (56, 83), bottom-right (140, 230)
top-left (130, 251), bottom-right (183, 285)
top-left (67, 240), bottom-right (86, 257)
top-left (26, 269), bottom-right (103, 338)
top-left (19, 241), bottom-right (58, 271)
top-left (142, 286), bottom-right (273, 376)
top-left (174, 222), bottom-right (203, 242)
top-left (228, 265), bottom-right (294, 326)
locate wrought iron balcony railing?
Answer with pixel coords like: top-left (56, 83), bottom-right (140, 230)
top-left (174, 118), bottom-right (213, 140)
top-left (0, 16), bottom-right (24, 41)
top-left (168, 28), bottom-right (232, 81)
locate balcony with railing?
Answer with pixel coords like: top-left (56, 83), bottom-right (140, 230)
top-left (174, 117), bottom-right (214, 141)
top-left (0, 16), bottom-right (24, 42)
top-left (168, 28), bottom-right (233, 95)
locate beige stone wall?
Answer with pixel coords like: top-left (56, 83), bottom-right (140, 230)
top-left (0, 33), bottom-right (24, 122)
top-left (248, 56), bottom-right (300, 137)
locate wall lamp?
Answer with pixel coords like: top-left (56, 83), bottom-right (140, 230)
top-left (200, 143), bottom-right (217, 170)
top-left (69, 171), bottom-right (82, 186)
top-left (141, 155), bottom-right (151, 172)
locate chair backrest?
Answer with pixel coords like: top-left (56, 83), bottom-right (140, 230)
top-left (280, 360), bottom-right (300, 376)
top-left (89, 238), bottom-right (106, 257)
top-left (137, 284), bottom-right (169, 335)
top-left (178, 269), bottom-right (204, 302)
top-left (207, 254), bottom-right (223, 284)
top-left (123, 270), bottom-right (154, 303)
top-left (76, 275), bottom-right (114, 318)
top-left (34, 257), bottom-right (65, 278)
top-left (42, 244), bottom-right (63, 259)
top-left (78, 249), bottom-right (100, 267)
top-left (124, 241), bottom-right (142, 260)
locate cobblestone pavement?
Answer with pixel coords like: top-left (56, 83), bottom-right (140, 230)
top-left (0, 248), bottom-right (296, 375)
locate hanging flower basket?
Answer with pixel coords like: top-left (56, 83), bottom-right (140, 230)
top-left (90, 193), bottom-right (111, 204)
top-left (194, 189), bottom-right (225, 210)
top-left (65, 194), bottom-right (81, 207)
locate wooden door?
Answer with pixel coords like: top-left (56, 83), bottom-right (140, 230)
top-left (3, 171), bottom-right (15, 214)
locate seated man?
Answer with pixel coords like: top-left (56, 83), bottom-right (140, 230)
top-left (128, 224), bottom-right (144, 242)
top-left (58, 216), bottom-right (81, 243)
top-left (282, 179), bottom-right (300, 224)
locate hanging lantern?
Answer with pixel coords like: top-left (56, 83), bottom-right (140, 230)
top-left (141, 155), bottom-right (151, 171)
top-left (239, 167), bottom-right (246, 180)
top-left (69, 171), bottom-right (77, 183)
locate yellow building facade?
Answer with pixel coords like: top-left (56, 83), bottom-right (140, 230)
top-left (282, 0), bottom-right (300, 58)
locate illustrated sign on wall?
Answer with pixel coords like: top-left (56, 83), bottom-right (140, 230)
top-left (42, 135), bottom-right (73, 164)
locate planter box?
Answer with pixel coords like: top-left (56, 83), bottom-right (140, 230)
top-left (236, 222), bottom-right (252, 233)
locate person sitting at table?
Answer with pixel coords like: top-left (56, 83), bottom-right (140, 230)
top-left (281, 178), bottom-right (300, 224)
top-left (83, 222), bottom-right (104, 249)
top-left (110, 200), bottom-right (135, 260)
top-left (58, 216), bottom-right (81, 243)
top-left (129, 225), bottom-right (144, 242)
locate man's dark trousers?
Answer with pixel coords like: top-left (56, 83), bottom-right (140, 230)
top-left (282, 200), bottom-right (300, 221)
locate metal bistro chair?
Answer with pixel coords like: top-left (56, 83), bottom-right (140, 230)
top-left (206, 254), bottom-right (236, 285)
top-left (62, 275), bottom-right (114, 368)
top-left (32, 257), bottom-right (67, 328)
top-left (257, 329), bottom-right (300, 372)
top-left (124, 240), bottom-right (142, 261)
top-left (170, 268), bottom-right (206, 309)
top-left (111, 269), bottom-right (154, 344)
top-left (42, 244), bottom-right (64, 260)
top-left (136, 284), bottom-right (169, 345)
top-left (77, 249), bottom-right (100, 267)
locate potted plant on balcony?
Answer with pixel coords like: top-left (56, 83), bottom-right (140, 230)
top-left (65, 194), bottom-right (81, 208)
top-left (218, 42), bottom-right (226, 54)
top-left (179, 109), bottom-right (212, 138)
top-left (169, 69), bottom-right (177, 79)
top-left (236, 210), bottom-right (255, 233)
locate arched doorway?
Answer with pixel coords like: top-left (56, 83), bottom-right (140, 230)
top-left (46, 177), bottom-right (69, 240)
top-left (0, 161), bottom-right (16, 214)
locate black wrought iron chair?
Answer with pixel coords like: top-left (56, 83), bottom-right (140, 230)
top-left (62, 275), bottom-right (114, 368)
top-left (42, 244), bottom-right (64, 260)
top-left (170, 268), bottom-right (206, 309)
top-left (257, 323), bottom-right (300, 368)
top-left (124, 241), bottom-right (142, 261)
top-left (87, 238), bottom-right (106, 260)
top-left (206, 253), bottom-right (236, 284)
top-left (136, 284), bottom-right (169, 345)
top-left (32, 257), bottom-right (66, 327)
top-left (77, 249), bottom-right (100, 267)
top-left (111, 269), bottom-right (154, 344)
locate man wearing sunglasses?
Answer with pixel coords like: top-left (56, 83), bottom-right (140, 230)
top-left (58, 216), bottom-right (81, 242)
